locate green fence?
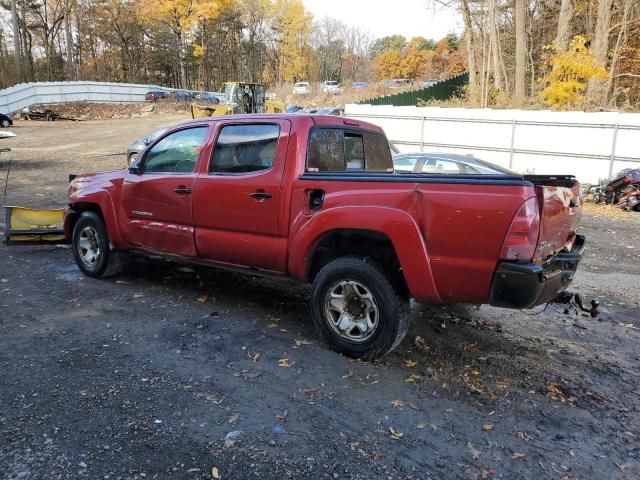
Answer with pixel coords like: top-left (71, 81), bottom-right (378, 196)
top-left (358, 73), bottom-right (469, 106)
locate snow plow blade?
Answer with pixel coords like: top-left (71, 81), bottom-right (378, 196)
top-left (3, 206), bottom-right (66, 244)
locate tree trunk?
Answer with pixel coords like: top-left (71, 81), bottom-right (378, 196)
top-left (586, 0), bottom-right (614, 105)
top-left (514, 0), bottom-right (526, 104)
top-left (10, 0), bottom-right (21, 83)
top-left (64, 0), bottom-right (75, 80)
top-left (488, 0), bottom-right (504, 92)
top-left (178, 31), bottom-right (187, 88)
top-left (555, 0), bottom-right (574, 51)
top-left (460, 0), bottom-right (478, 103)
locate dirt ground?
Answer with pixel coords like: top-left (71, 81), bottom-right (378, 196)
top-left (1, 117), bottom-right (639, 480)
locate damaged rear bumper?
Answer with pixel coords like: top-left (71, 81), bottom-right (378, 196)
top-left (489, 234), bottom-right (586, 309)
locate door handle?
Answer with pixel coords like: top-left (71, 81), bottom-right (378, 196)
top-left (250, 191), bottom-right (273, 200)
top-left (173, 187), bottom-right (192, 195)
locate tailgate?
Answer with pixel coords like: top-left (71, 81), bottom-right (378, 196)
top-left (524, 175), bottom-right (582, 262)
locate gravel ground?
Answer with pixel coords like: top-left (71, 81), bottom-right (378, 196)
top-left (1, 118), bottom-right (639, 480)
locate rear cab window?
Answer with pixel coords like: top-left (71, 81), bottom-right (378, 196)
top-left (307, 127), bottom-right (393, 173)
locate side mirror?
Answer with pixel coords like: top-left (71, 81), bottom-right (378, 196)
top-left (128, 165), bottom-right (142, 175)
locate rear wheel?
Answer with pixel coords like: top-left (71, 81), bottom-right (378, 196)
top-left (0, 119), bottom-right (10, 128)
top-left (72, 211), bottom-right (128, 278)
top-left (311, 256), bottom-right (409, 359)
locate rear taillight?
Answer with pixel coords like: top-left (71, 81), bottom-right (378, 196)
top-left (500, 197), bottom-right (540, 261)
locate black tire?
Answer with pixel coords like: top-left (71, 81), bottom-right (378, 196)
top-left (0, 119), bottom-right (10, 128)
top-left (72, 211), bottom-right (128, 278)
top-left (311, 256), bottom-right (410, 360)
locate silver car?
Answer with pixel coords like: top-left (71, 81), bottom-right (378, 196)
top-left (126, 127), bottom-right (169, 166)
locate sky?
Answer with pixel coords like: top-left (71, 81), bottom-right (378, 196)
top-left (302, 0), bottom-right (463, 42)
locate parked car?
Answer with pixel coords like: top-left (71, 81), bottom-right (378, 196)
top-left (321, 81), bottom-right (342, 94)
top-left (126, 126), bottom-right (169, 166)
top-left (316, 107), bottom-right (344, 116)
top-left (175, 90), bottom-right (191, 102)
top-left (383, 79), bottom-right (413, 89)
top-left (421, 79), bottom-right (439, 88)
top-left (393, 152), bottom-right (514, 175)
top-left (293, 82), bottom-right (311, 95)
top-left (145, 90), bottom-right (169, 102)
top-left (195, 91), bottom-right (221, 104)
top-left (301, 108), bottom-right (318, 114)
top-left (0, 113), bottom-right (13, 128)
top-left (285, 104), bottom-right (303, 113)
top-left (352, 82), bottom-right (369, 89)
top-left (65, 114), bottom-right (585, 359)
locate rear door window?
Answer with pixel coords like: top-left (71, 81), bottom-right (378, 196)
top-left (210, 124), bottom-right (280, 174)
top-left (307, 128), bottom-right (393, 173)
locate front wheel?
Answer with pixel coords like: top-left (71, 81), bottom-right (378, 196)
top-left (311, 256), bottom-right (409, 359)
top-left (0, 119), bottom-right (10, 128)
top-left (72, 211), bottom-right (128, 278)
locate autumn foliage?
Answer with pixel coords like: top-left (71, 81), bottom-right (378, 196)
top-left (372, 37), bottom-right (466, 81)
top-left (541, 36), bottom-right (608, 109)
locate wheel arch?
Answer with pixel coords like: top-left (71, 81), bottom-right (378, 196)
top-left (66, 193), bottom-right (124, 247)
top-left (288, 206), bottom-right (442, 303)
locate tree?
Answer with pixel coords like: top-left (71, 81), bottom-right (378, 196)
top-left (514, 0), bottom-right (527, 104)
top-left (373, 49), bottom-right (402, 79)
top-left (555, 0), bottom-right (574, 51)
top-left (542, 35), bottom-right (607, 109)
top-left (408, 36), bottom-right (435, 51)
top-left (586, 0), bottom-right (614, 105)
top-left (369, 34), bottom-right (406, 58)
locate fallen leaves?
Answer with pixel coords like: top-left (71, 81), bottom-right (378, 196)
top-left (211, 466), bottom-right (220, 479)
top-left (390, 400), bottom-right (404, 410)
top-left (196, 295), bottom-right (208, 303)
top-left (388, 427), bottom-right (404, 440)
top-left (247, 351), bottom-right (260, 363)
top-left (278, 357), bottom-right (292, 368)
top-left (341, 370), bottom-right (353, 379)
top-left (404, 359), bottom-right (418, 368)
top-left (481, 423), bottom-right (494, 431)
top-left (511, 452), bottom-right (526, 459)
top-left (228, 413), bottom-right (239, 424)
top-left (294, 338), bottom-right (314, 346)
top-left (467, 441), bottom-right (481, 460)
top-left (404, 374), bottom-right (421, 383)
top-left (545, 382), bottom-right (567, 402)
top-left (414, 336), bottom-right (430, 351)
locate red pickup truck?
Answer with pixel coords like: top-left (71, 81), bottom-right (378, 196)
top-left (65, 114), bottom-right (585, 358)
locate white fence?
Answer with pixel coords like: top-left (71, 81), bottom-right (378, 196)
top-left (0, 81), bottom-right (163, 115)
top-left (345, 104), bottom-right (640, 184)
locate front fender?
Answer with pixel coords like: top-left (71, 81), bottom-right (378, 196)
top-left (68, 190), bottom-right (125, 249)
top-left (288, 206), bottom-right (442, 304)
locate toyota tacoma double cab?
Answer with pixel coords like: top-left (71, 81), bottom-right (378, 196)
top-left (65, 114), bottom-right (585, 359)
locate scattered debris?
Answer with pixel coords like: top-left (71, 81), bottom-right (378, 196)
top-left (224, 430), bottom-right (243, 448)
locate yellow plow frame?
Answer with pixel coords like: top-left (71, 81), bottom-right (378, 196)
top-left (4, 206), bottom-right (66, 244)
